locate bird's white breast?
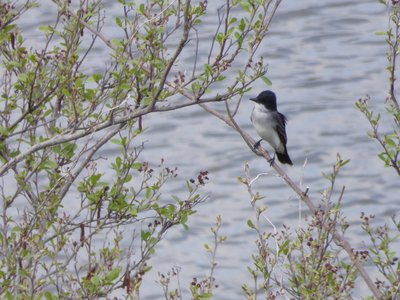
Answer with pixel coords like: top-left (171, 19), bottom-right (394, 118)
top-left (251, 103), bottom-right (284, 152)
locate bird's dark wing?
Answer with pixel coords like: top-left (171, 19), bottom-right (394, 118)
top-left (275, 112), bottom-right (288, 145)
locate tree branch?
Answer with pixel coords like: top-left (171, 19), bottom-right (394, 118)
top-left (198, 101), bottom-right (383, 299)
top-left (0, 96), bottom-right (221, 176)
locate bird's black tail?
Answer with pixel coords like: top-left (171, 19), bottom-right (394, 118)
top-left (276, 148), bottom-right (293, 165)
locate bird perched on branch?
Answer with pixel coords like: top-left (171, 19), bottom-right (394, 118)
top-left (250, 90), bottom-right (293, 165)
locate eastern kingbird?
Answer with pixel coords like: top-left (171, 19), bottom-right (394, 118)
top-left (250, 90), bottom-right (293, 165)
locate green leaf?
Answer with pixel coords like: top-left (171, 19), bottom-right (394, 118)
top-left (43, 160), bottom-right (58, 170)
top-left (131, 162), bottom-right (142, 170)
top-left (105, 267), bottom-right (120, 282)
top-left (111, 138), bottom-right (122, 146)
top-left (124, 174), bottom-right (132, 183)
top-left (115, 17), bottom-right (123, 27)
top-left (385, 136), bottom-right (396, 147)
top-left (378, 152), bottom-right (389, 165)
top-left (247, 219), bottom-right (255, 229)
top-left (241, 3), bottom-right (250, 12)
top-left (61, 88), bottom-right (70, 97)
top-left (238, 18), bottom-right (246, 31)
top-left (44, 291), bottom-right (56, 300)
top-left (17, 73), bottom-right (29, 83)
top-left (145, 187), bottom-right (152, 199)
top-left (279, 240), bottom-right (290, 255)
top-left (216, 32), bottom-right (224, 44)
top-left (62, 143), bottom-right (77, 159)
top-left (198, 293), bottom-right (213, 299)
top-left (339, 158), bottom-right (350, 167)
top-left (129, 207), bottom-right (138, 217)
top-left (115, 156), bottom-right (122, 168)
top-left (88, 73), bottom-right (103, 83)
top-left (261, 75), bottom-right (272, 86)
top-left (138, 4), bottom-right (145, 15)
top-left (90, 275), bottom-right (100, 286)
top-left (111, 38), bottom-right (123, 48)
top-left (204, 64), bottom-right (213, 77)
top-left (374, 31), bottom-right (387, 36)
top-left (143, 265), bottom-right (153, 273)
top-left (0, 126), bottom-right (9, 137)
top-left (186, 181), bottom-right (193, 194)
top-left (4, 60), bottom-right (22, 70)
top-left (229, 17), bottom-right (237, 25)
top-left (141, 230), bottom-right (151, 241)
top-left (38, 25), bottom-right (54, 34)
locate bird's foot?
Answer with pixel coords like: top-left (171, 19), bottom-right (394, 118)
top-left (253, 139), bottom-right (262, 149)
top-left (268, 154), bottom-right (276, 167)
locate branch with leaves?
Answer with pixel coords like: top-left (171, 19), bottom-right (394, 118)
top-left (356, 1), bottom-right (400, 176)
top-left (0, 0), bottom-right (283, 298)
top-left (1, 0), bottom-right (388, 299)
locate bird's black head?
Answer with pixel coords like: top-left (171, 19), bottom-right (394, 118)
top-left (250, 90), bottom-right (277, 111)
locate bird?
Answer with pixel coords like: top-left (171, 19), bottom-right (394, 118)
top-left (250, 90), bottom-right (293, 165)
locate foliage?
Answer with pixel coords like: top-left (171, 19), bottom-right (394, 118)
top-left (233, 1), bottom-right (400, 299)
top-left (0, 0), bottom-right (280, 298)
top-left (239, 156), bottom-right (365, 300)
top-left (3, 0), bottom-right (398, 299)
top-left (356, 0), bottom-right (400, 176)
top-left (156, 216), bottom-right (226, 300)
top-left (239, 154), bottom-right (398, 300)
top-left (355, 2), bottom-right (400, 296)
top-left (361, 214), bottom-right (400, 299)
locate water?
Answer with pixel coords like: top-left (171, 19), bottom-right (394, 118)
top-left (13, 0), bottom-right (398, 298)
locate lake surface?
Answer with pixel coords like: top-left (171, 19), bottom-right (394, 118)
top-left (17, 0), bottom-right (397, 298)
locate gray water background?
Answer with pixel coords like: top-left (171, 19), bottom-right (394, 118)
top-left (17, 0), bottom-right (397, 298)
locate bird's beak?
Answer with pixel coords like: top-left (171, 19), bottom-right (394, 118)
top-left (250, 97), bottom-right (258, 102)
